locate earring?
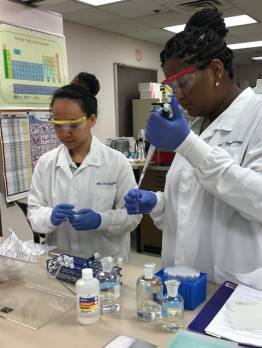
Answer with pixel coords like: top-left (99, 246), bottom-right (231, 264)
top-left (215, 81), bottom-right (220, 87)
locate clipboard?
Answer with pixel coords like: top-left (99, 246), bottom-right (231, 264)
top-left (188, 281), bottom-right (261, 348)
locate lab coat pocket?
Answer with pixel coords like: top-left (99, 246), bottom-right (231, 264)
top-left (92, 187), bottom-right (116, 211)
top-left (220, 145), bottom-right (242, 163)
top-left (214, 266), bottom-right (262, 290)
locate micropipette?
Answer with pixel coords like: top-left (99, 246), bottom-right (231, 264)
top-left (137, 102), bottom-right (173, 188)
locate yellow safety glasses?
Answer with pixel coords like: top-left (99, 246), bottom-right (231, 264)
top-left (48, 116), bottom-right (87, 130)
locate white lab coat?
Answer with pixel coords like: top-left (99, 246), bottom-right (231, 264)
top-left (28, 136), bottom-right (141, 261)
top-left (150, 88), bottom-right (262, 289)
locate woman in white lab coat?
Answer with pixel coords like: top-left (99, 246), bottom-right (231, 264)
top-left (28, 73), bottom-right (141, 261)
top-left (124, 8), bottom-right (262, 289)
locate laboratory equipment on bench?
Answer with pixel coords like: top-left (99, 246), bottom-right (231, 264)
top-left (161, 279), bottom-right (184, 332)
top-left (96, 256), bottom-right (120, 313)
top-left (156, 266), bottom-right (207, 310)
top-left (136, 263), bottom-right (163, 321)
top-left (76, 268), bottom-right (100, 325)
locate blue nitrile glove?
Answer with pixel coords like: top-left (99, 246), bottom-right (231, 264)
top-left (124, 188), bottom-right (157, 215)
top-left (69, 209), bottom-right (101, 231)
top-left (50, 203), bottom-right (75, 226)
top-left (146, 95), bottom-right (190, 150)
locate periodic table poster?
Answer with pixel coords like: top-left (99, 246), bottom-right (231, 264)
top-left (0, 23), bottom-right (68, 108)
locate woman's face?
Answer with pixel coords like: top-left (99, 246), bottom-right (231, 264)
top-left (163, 58), bottom-right (222, 117)
top-left (51, 98), bottom-right (96, 150)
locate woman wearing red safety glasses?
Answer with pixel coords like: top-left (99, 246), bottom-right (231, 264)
top-left (125, 8), bottom-right (262, 290)
top-left (28, 72), bottom-right (141, 261)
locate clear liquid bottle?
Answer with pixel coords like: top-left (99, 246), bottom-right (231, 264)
top-left (96, 256), bottom-right (120, 313)
top-left (75, 268), bottom-right (100, 325)
top-left (136, 263), bottom-right (163, 321)
top-left (161, 279), bottom-right (184, 332)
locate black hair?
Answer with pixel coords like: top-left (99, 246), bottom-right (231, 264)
top-left (71, 72), bottom-right (100, 96)
top-left (50, 72), bottom-right (100, 116)
top-left (162, 7), bottom-right (234, 79)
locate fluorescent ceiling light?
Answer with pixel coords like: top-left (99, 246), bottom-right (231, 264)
top-left (76, 0), bottom-right (125, 5)
top-left (164, 14), bottom-right (257, 33)
top-left (228, 41), bottom-right (262, 50)
top-left (252, 56), bottom-right (262, 60)
top-left (224, 15), bottom-right (257, 27)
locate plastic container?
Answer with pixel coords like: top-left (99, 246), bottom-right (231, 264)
top-left (76, 268), bottom-right (100, 325)
top-left (156, 268), bottom-right (207, 310)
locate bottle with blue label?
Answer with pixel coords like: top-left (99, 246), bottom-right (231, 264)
top-left (161, 279), bottom-right (184, 332)
top-left (75, 268), bottom-right (100, 325)
top-left (96, 256), bottom-right (120, 313)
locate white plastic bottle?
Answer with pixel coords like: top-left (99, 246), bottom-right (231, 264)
top-left (76, 268), bottom-right (100, 325)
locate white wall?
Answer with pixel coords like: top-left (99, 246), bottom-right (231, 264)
top-left (64, 20), bottom-right (164, 142)
top-left (0, 0), bottom-right (63, 35)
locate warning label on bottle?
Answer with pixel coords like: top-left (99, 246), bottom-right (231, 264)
top-left (79, 296), bottom-right (98, 312)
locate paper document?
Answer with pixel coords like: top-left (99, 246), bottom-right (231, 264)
top-left (205, 284), bottom-right (262, 346)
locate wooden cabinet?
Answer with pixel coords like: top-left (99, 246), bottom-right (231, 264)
top-left (138, 167), bottom-right (167, 254)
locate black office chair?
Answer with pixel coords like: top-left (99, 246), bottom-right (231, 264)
top-left (16, 201), bottom-right (46, 244)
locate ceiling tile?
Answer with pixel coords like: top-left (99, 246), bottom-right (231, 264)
top-left (95, 18), bottom-right (152, 34)
top-left (39, 0), bottom-right (91, 14)
top-left (64, 8), bottom-right (121, 26)
top-left (229, 23), bottom-right (262, 37)
top-left (136, 11), bottom-right (187, 28)
top-left (128, 28), bottom-right (173, 42)
top-left (101, 0), bottom-right (167, 18)
top-left (230, 0), bottom-right (262, 21)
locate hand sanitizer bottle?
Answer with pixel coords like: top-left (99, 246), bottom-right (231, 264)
top-left (76, 268), bottom-right (100, 325)
top-left (136, 263), bottom-right (163, 321)
top-left (96, 256), bottom-right (120, 313)
top-left (161, 279), bottom-right (184, 332)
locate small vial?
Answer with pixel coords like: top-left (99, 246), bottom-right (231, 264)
top-left (76, 268), bottom-right (100, 325)
top-left (161, 279), bottom-right (184, 332)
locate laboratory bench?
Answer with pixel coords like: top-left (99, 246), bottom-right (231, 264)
top-left (0, 250), bottom-right (221, 348)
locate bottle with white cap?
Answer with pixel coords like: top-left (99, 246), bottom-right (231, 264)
top-left (136, 263), bottom-right (163, 321)
top-left (161, 279), bottom-right (184, 332)
top-left (75, 268), bottom-right (100, 325)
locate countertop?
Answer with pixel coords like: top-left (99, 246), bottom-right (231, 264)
top-left (0, 256), bottom-right (219, 348)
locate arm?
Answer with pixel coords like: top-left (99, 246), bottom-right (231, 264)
top-left (27, 159), bottom-right (55, 234)
top-left (98, 159), bottom-right (142, 237)
top-left (177, 128), bottom-right (262, 223)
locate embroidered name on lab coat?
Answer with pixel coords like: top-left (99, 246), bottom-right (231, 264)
top-left (96, 182), bottom-right (116, 186)
top-left (218, 140), bottom-right (243, 147)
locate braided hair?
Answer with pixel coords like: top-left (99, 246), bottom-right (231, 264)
top-left (162, 8), bottom-right (234, 78)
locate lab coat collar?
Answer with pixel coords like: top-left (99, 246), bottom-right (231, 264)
top-left (56, 135), bottom-right (103, 169)
top-left (201, 87), bottom-right (255, 140)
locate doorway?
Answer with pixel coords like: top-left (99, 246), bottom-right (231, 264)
top-left (114, 64), bottom-right (157, 136)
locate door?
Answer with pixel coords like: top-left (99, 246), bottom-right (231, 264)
top-left (114, 64), bottom-right (157, 136)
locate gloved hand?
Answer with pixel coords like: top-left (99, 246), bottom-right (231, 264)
top-left (146, 95), bottom-right (190, 150)
top-left (124, 188), bottom-right (157, 215)
top-left (69, 209), bottom-right (101, 231)
top-left (50, 203), bottom-right (75, 226)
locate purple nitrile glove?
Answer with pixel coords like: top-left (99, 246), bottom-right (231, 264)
top-left (146, 95), bottom-right (190, 150)
top-left (69, 208), bottom-right (101, 231)
top-left (50, 203), bottom-right (75, 226)
top-left (124, 188), bottom-right (157, 215)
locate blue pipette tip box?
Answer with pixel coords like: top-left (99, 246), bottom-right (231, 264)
top-left (155, 268), bottom-right (207, 310)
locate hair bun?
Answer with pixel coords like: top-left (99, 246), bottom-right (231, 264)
top-left (72, 72), bottom-right (100, 96)
top-left (185, 7), bottom-right (228, 39)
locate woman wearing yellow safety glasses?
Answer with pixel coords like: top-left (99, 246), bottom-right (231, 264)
top-left (27, 72), bottom-right (141, 261)
top-left (125, 8), bottom-right (262, 290)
